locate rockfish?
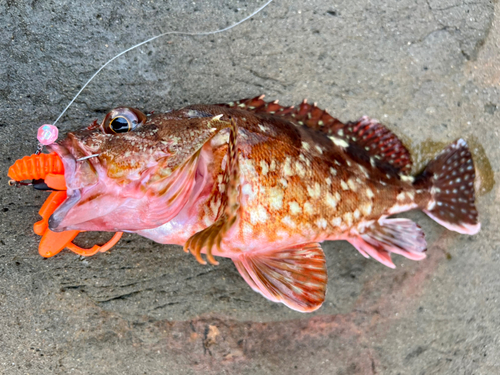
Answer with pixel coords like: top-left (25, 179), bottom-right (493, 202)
top-left (8, 96), bottom-right (480, 312)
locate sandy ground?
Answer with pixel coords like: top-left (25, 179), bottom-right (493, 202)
top-left (1, 0), bottom-right (499, 374)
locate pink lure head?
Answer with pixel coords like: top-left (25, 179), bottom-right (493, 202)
top-left (37, 124), bottom-right (59, 145)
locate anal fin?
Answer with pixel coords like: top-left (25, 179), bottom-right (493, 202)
top-left (233, 243), bottom-right (327, 312)
top-left (348, 218), bottom-right (427, 268)
top-left (184, 119), bottom-right (240, 265)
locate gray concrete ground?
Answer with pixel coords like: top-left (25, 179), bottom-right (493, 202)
top-left (1, 0), bottom-right (499, 373)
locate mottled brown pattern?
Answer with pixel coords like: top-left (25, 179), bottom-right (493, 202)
top-left (170, 104), bottom-right (421, 245)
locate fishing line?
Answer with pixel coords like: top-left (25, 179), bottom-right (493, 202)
top-left (35, 1), bottom-right (274, 150)
top-left (52, 0), bottom-right (274, 127)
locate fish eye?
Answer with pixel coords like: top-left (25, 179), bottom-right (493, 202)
top-left (109, 116), bottom-right (131, 133)
top-left (101, 107), bottom-right (147, 135)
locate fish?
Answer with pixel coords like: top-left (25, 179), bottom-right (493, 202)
top-left (8, 95), bottom-right (480, 312)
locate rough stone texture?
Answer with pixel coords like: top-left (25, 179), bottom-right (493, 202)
top-left (0, 0), bottom-right (499, 374)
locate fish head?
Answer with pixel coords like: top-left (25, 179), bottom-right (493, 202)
top-left (46, 107), bottom-right (226, 232)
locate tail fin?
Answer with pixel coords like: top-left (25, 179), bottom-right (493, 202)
top-left (416, 139), bottom-right (480, 235)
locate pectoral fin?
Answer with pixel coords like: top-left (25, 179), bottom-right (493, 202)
top-left (184, 118), bottom-right (240, 265)
top-left (233, 243), bottom-right (328, 312)
top-left (349, 218), bottom-right (427, 268)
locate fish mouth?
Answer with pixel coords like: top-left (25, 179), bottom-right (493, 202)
top-left (46, 135), bottom-right (99, 231)
top-left (42, 133), bottom-right (206, 233)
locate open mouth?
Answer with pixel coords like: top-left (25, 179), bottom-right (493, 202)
top-left (45, 144), bottom-right (76, 229)
top-left (7, 143), bottom-right (122, 258)
top-left (46, 141), bottom-right (99, 230)
top-left (46, 138), bottom-right (108, 231)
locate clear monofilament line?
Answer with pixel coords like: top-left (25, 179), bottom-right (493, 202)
top-left (52, 0), bottom-right (274, 126)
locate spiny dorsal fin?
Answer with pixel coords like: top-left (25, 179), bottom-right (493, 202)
top-left (219, 96), bottom-right (342, 128)
top-left (232, 243), bottom-right (327, 312)
top-left (218, 96), bottom-right (412, 174)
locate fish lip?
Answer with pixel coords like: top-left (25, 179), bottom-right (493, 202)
top-left (46, 137), bottom-right (98, 231)
top-left (45, 142), bottom-right (79, 231)
top-left (47, 189), bottom-right (81, 231)
top-left (46, 142), bottom-right (77, 188)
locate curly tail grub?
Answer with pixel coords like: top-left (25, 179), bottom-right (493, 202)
top-left (8, 153), bottom-right (64, 181)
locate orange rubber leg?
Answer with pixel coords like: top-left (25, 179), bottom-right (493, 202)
top-left (33, 191), bottom-right (123, 258)
top-left (34, 191), bottom-right (79, 257)
top-left (66, 232), bottom-right (123, 257)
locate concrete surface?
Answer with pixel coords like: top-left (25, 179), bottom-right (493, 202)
top-left (0, 0), bottom-right (499, 373)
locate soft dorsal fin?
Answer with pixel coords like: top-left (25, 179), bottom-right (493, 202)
top-left (217, 96), bottom-right (412, 174)
top-left (232, 243), bottom-right (327, 312)
top-left (337, 116), bottom-right (412, 174)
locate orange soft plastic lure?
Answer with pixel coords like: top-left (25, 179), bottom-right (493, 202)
top-left (8, 153), bottom-right (122, 257)
top-left (8, 153), bottom-right (65, 184)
